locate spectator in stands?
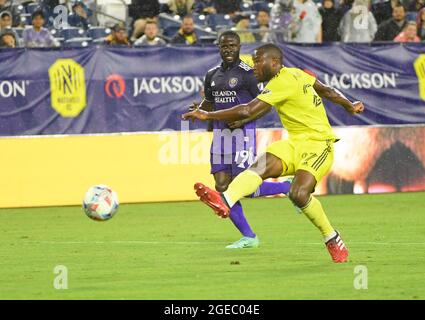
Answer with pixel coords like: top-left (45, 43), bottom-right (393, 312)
top-left (292, 0), bottom-right (322, 43)
top-left (255, 10), bottom-right (271, 42)
top-left (234, 14), bottom-right (256, 43)
top-left (167, 0), bottom-right (195, 17)
top-left (371, 0), bottom-right (392, 26)
top-left (134, 20), bottom-right (167, 46)
top-left (130, 0), bottom-right (160, 42)
top-left (394, 20), bottom-right (421, 41)
top-left (171, 15), bottom-right (199, 44)
top-left (339, 0), bottom-right (355, 15)
top-left (0, 9), bottom-right (11, 29)
top-left (22, 10), bottom-right (59, 48)
top-left (193, 0), bottom-right (217, 14)
top-left (374, 3), bottom-right (407, 41)
top-left (0, 0), bottom-right (11, 13)
top-left (0, 0), bottom-right (20, 27)
top-left (105, 23), bottom-right (130, 46)
top-left (68, 1), bottom-right (92, 29)
top-left (0, 28), bottom-right (16, 47)
top-left (319, 0), bottom-right (343, 41)
top-left (417, 7), bottom-right (425, 39)
top-left (339, 0), bottom-right (377, 42)
top-left (0, 11), bottom-right (21, 46)
top-left (404, 0), bottom-right (424, 12)
top-left (270, 0), bottom-right (296, 42)
top-left (213, 0), bottom-right (242, 16)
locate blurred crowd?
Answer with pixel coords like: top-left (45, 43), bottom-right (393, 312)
top-left (0, 0), bottom-right (424, 48)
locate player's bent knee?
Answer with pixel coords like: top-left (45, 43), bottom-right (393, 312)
top-left (250, 152), bottom-right (283, 179)
top-left (288, 186), bottom-right (311, 208)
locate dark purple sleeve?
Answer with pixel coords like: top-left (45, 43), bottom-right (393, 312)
top-left (246, 71), bottom-right (260, 99)
top-left (204, 71), bottom-right (214, 102)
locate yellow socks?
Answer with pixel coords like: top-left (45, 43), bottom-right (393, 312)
top-left (301, 196), bottom-right (335, 240)
top-left (223, 170), bottom-right (263, 207)
top-left (222, 170), bottom-right (336, 242)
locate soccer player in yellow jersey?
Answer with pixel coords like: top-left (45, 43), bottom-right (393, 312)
top-left (182, 43), bottom-right (364, 263)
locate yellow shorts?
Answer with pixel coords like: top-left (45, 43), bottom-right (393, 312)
top-left (266, 139), bottom-right (334, 183)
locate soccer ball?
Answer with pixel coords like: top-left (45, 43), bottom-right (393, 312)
top-left (83, 185), bottom-right (119, 221)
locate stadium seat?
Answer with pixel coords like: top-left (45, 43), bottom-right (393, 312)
top-left (208, 14), bottom-right (233, 31)
top-left (200, 35), bottom-right (217, 44)
top-left (163, 25), bottom-right (180, 38)
top-left (252, 1), bottom-right (272, 12)
top-left (50, 28), bottom-right (60, 38)
top-left (26, 3), bottom-right (41, 14)
top-left (87, 27), bottom-right (111, 40)
top-left (20, 13), bottom-right (31, 26)
top-left (60, 27), bottom-right (86, 40)
top-left (158, 14), bottom-right (181, 30)
top-left (240, 2), bottom-right (252, 11)
top-left (13, 4), bottom-right (26, 14)
top-left (406, 12), bottom-right (418, 22)
top-left (64, 37), bottom-right (92, 48)
top-left (249, 13), bottom-right (258, 25)
top-left (12, 28), bottom-right (24, 38)
top-left (196, 27), bottom-right (216, 37)
top-left (93, 38), bottom-right (106, 44)
top-left (192, 14), bottom-right (208, 26)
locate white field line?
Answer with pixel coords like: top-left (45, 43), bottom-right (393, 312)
top-left (15, 240), bottom-right (425, 246)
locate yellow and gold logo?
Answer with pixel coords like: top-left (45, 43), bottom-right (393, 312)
top-left (414, 54), bottom-right (425, 101)
top-left (240, 54), bottom-right (254, 67)
top-left (49, 59), bottom-right (86, 117)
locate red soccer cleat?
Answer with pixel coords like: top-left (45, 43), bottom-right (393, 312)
top-left (325, 231), bottom-right (349, 263)
top-left (194, 182), bottom-right (230, 218)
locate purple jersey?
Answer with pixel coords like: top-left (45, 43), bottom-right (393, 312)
top-left (204, 60), bottom-right (259, 156)
top-left (204, 60), bottom-right (260, 177)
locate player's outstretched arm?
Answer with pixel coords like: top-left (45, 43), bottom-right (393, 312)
top-left (313, 79), bottom-right (365, 115)
top-left (189, 99), bottom-right (214, 112)
top-left (182, 98), bottom-right (272, 123)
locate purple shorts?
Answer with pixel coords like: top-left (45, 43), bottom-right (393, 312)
top-left (210, 149), bottom-right (255, 178)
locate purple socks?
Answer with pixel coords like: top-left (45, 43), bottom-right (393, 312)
top-left (229, 201), bottom-right (256, 238)
top-left (251, 181), bottom-right (291, 197)
top-left (229, 181), bottom-right (291, 238)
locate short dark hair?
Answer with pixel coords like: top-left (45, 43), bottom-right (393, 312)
top-left (72, 1), bottom-right (84, 8)
top-left (145, 19), bottom-right (158, 26)
top-left (112, 23), bottom-right (126, 32)
top-left (0, 11), bottom-right (12, 19)
top-left (218, 30), bottom-right (240, 44)
top-left (31, 10), bottom-right (45, 20)
top-left (257, 10), bottom-right (269, 15)
top-left (393, 2), bottom-right (406, 11)
top-left (182, 15), bottom-right (194, 21)
top-left (256, 43), bottom-right (283, 64)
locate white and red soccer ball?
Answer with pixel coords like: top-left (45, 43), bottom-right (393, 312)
top-left (83, 185), bottom-right (119, 221)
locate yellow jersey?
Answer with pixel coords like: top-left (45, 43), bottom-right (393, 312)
top-left (257, 67), bottom-right (338, 141)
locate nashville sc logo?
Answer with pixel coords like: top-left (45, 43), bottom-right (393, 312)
top-left (105, 74), bottom-right (126, 98)
top-left (48, 59), bottom-right (87, 117)
top-left (414, 54), bottom-right (425, 101)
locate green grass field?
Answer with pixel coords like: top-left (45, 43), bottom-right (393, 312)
top-left (0, 192), bottom-right (424, 300)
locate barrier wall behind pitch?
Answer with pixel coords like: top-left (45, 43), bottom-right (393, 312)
top-left (1, 125), bottom-right (424, 208)
top-left (1, 45), bottom-right (425, 136)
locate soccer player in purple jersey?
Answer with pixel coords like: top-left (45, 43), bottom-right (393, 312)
top-left (190, 31), bottom-right (291, 248)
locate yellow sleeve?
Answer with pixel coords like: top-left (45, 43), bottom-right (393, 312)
top-left (301, 69), bottom-right (317, 86)
top-left (256, 76), bottom-right (291, 106)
